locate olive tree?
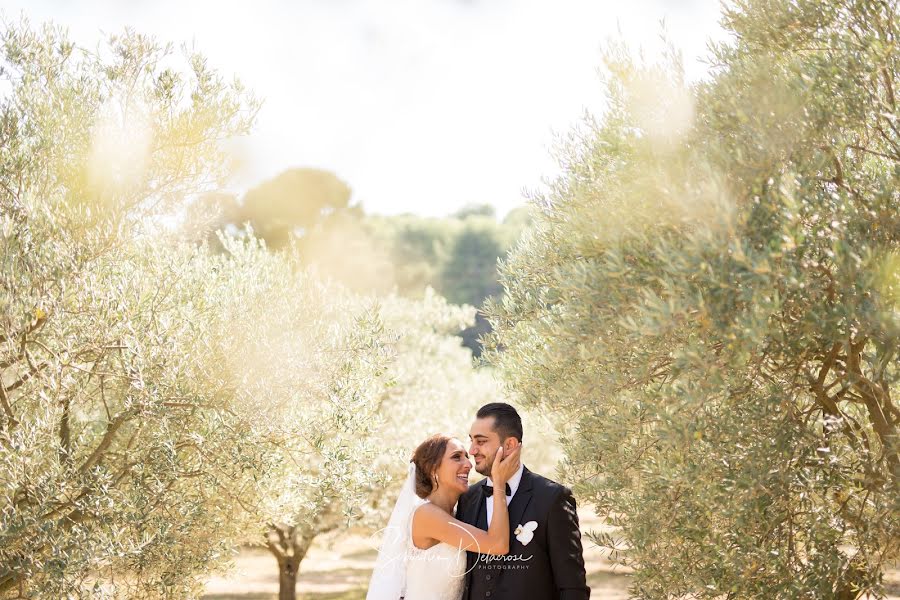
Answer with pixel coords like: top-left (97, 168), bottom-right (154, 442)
top-left (211, 234), bottom-right (390, 600)
top-left (258, 288), bottom-right (494, 600)
top-left (485, 1), bottom-right (899, 598)
top-left (0, 21), bottom-right (391, 598)
top-left (371, 290), bottom-right (494, 468)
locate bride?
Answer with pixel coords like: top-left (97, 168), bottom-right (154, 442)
top-left (366, 433), bottom-right (521, 600)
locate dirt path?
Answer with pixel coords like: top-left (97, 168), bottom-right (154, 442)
top-left (203, 508), bottom-right (896, 600)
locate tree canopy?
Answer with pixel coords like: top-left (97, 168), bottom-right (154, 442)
top-left (486, 0), bottom-right (899, 597)
top-left (0, 22), bottom-right (394, 598)
top-left (240, 167), bottom-right (354, 248)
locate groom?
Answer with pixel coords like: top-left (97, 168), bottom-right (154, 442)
top-left (456, 402), bottom-right (590, 600)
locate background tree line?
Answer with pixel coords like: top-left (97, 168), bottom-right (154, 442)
top-left (185, 172), bottom-right (532, 355)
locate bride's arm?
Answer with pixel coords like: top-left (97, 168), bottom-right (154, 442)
top-left (413, 445), bottom-right (519, 555)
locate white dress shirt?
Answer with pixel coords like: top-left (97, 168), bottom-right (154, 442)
top-left (484, 462), bottom-right (525, 527)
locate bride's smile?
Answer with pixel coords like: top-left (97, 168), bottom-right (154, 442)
top-left (432, 439), bottom-right (472, 496)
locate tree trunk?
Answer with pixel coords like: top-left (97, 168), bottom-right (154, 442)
top-left (266, 524), bottom-right (314, 600)
top-left (278, 555), bottom-right (300, 600)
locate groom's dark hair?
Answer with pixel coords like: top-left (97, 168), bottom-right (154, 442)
top-left (476, 402), bottom-right (523, 443)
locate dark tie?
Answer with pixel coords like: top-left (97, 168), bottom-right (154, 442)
top-left (483, 483), bottom-right (512, 497)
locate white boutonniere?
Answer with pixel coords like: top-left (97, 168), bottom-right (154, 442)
top-left (514, 521), bottom-right (538, 546)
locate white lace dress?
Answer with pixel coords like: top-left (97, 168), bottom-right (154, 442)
top-left (403, 501), bottom-right (466, 600)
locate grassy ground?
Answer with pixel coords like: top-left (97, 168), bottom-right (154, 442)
top-left (202, 507), bottom-right (897, 600)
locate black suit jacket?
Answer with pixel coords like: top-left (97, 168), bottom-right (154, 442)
top-left (455, 467), bottom-right (590, 600)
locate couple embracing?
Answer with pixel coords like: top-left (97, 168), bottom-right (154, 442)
top-left (367, 403), bottom-right (590, 600)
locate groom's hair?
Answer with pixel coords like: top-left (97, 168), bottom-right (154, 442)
top-left (476, 402), bottom-right (523, 443)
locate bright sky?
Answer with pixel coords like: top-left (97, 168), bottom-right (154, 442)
top-left (4, 0), bottom-right (727, 217)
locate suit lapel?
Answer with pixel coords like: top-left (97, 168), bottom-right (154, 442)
top-left (491, 467), bottom-right (535, 587)
top-left (464, 480), bottom-right (487, 528)
top-left (507, 466), bottom-right (535, 543)
top-left (475, 485), bottom-right (488, 531)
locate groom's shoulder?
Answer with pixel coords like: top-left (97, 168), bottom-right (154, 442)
top-left (526, 468), bottom-right (571, 499)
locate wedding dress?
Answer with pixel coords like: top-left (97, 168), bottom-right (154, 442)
top-left (404, 500), bottom-right (466, 600)
top-left (367, 464), bottom-right (466, 600)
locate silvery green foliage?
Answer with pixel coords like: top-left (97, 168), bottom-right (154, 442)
top-left (0, 21), bottom-right (391, 599)
top-left (357, 290), bottom-right (492, 524)
top-left (375, 289), bottom-right (490, 453)
top-left (485, 1), bottom-right (899, 598)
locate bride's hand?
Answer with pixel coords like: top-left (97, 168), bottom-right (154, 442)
top-left (490, 443), bottom-right (521, 485)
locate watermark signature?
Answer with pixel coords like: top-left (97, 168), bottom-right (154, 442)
top-left (366, 522), bottom-right (533, 577)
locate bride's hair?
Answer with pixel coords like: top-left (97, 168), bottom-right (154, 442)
top-left (411, 434), bottom-right (452, 498)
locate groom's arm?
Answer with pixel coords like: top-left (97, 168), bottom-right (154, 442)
top-left (546, 486), bottom-right (590, 600)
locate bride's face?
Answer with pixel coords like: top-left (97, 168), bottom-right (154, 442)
top-left (434, 438), bottom-right (472, 495)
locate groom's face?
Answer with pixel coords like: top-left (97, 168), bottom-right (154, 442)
top-left (468, 416), bottom-right (504, 477)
